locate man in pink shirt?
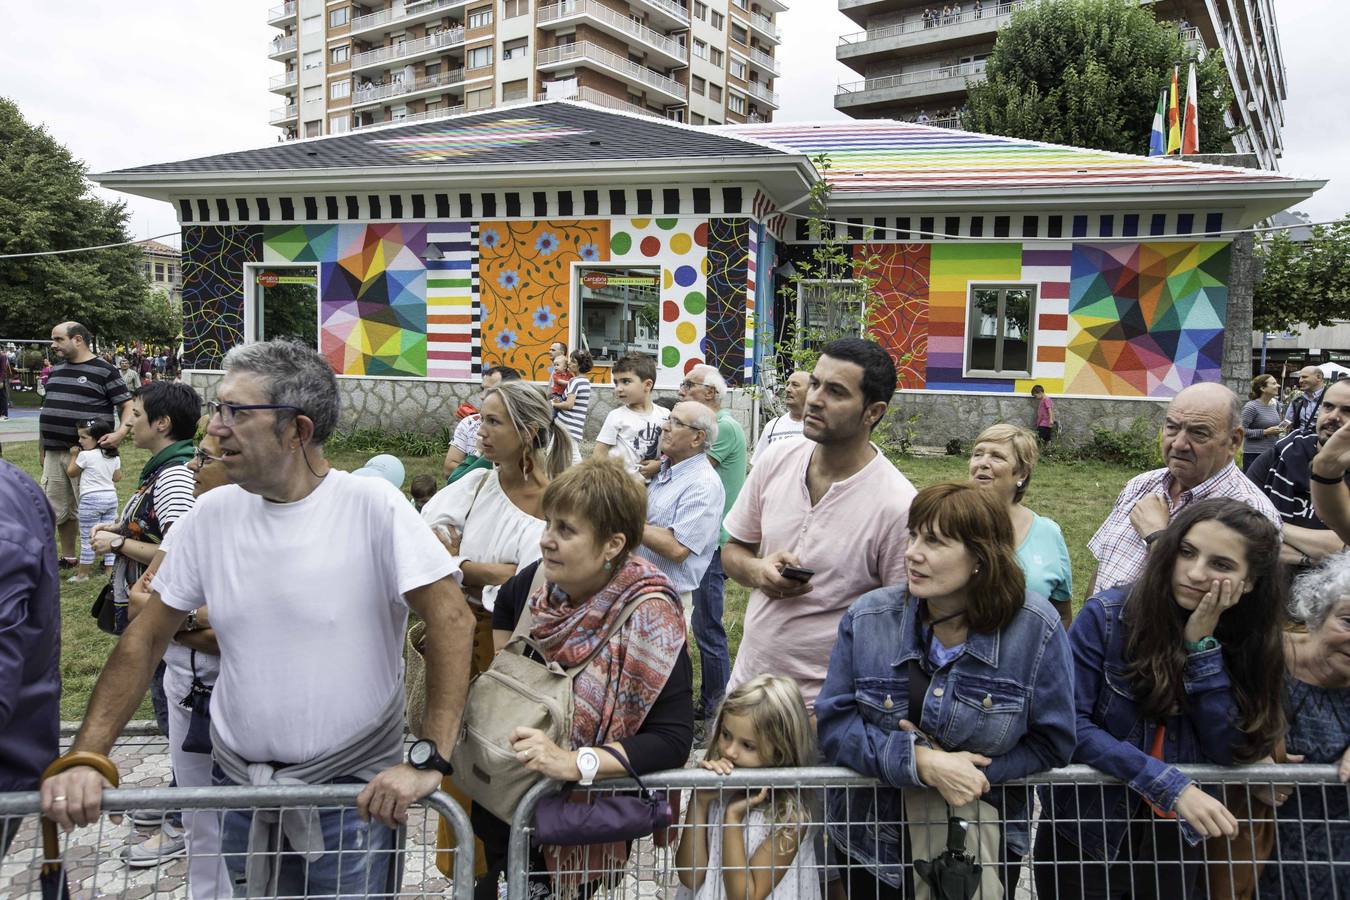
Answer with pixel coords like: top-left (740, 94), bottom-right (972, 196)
top-left (723, 338), bottom-right (916, 710)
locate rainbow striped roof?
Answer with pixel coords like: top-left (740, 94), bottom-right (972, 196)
top-left (718, 120), bottom-right (1301, 195)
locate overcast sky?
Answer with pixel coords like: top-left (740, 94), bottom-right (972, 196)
top-left (2, 0), bottom-right (1344, 248)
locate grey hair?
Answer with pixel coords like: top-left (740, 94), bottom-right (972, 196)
top-left (223, 340), bottom-right (340, 443)
top-left (1290, 551), bottom-right (1350, 630)
top-left (689, 364), bottom-right (729, 405)
top-left (485, 380), bottom-right (572, 478)
top-left (684, 403), bottom-right (720, 445)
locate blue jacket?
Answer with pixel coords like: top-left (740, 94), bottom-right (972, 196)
top-left (817, 586), bottom-right (1075, 885)
top-left (0, 461), bottom-right (61, 792)
top-left (1044, 586), bottom-right (1241, 859)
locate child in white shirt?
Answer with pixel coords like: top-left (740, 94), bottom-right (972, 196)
top-left (593, 353), bottom-right (669, 480)
top-left (66, 419), bottom-right (122, 582)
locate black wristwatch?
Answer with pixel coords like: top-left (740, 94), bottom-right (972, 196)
top-left (408, 739), bottom-right (453, 775)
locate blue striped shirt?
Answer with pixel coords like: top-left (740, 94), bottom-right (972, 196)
top-left (637, 453), bottom-right (725, 593)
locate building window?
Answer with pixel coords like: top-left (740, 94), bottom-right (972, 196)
top-left (330, 79), bottom-right (351, 99)
top-left (667, 108), bottom-right (685, 122)
top-left (710, 10), bottom-right (723, 29)
top-left (709, 47), bottom-right (723, 66)
top-left (328, 7), bottom-right (349, 27)
top-left (502, 36), bottom-right (528, 60)
top-left (727, 92), bottom-right (745, 114)
top-left (302, 13), bottom-right (322, 33)
top-left (691, 75), bottom-right (705, 95)
top-left (693, 1), bottom-right (707, 19)
top-left (425, 61), bottom-right (442, 76)
top-left (798, 281), bottom-right (866, 351)
top-left (731, 24), bottom-right (748, 45)
top-left (690, 112), bottom-right (705, 124)
top-left (305, 120), bottom-right (323, 137)
top-left (504, 0), bottom-right (530, 17)
top-left (966, 285), bottom-right (1036, 377)
top-left (328, 114), bottom-right (350, 134)
top-left (502, 78), bottom-right (529, 100)
top-left (303, 49), bottom-right (323, 69)
top-left (577, 266), bottom-right (661, 363)
top-left (730, 58), bottom-right (746, 80)
top-left (692, 38), bottom-right (708, 59)
top-left (466, 86), bottom-right (493, 109)
top-left (330, 44), bottom-right (350, 64)
top-left (155, 262), bottom-right (166, 279)
top-left (709, 82), bottom-right (722, 102)
top-left (468, 6), bottom-right (493, 28)
top-left (467, 45), bottom-right (494, 68)
top-left (303, 85), bottom-right (323, 103)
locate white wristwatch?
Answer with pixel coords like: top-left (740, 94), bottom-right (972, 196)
top-left (576, 747), bottom-right (601, 786)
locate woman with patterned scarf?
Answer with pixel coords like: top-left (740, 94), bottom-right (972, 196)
top-left (470, 458), bottom-right (694, 899)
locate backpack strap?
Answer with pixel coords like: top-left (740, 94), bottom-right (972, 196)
top-left (508, 562), bottom-right (550, 642)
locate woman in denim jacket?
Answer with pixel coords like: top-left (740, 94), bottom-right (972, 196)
top-left (817, 482), bottom-right (1076, 897)
top-left (1035, 497), bottom-right (1287, 899)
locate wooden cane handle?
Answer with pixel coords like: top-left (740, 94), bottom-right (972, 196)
top-left (39, 751), bottom-right (120, 872)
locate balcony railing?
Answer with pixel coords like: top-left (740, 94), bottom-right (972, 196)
top-left (537, 0), bottom-right (686, 60)
top-left (269, 104), bottom-right (298, 123)
top-left (351, 67), bottom-right (467, 105)
top-left (837, 60), bottom-right (987, 96)
top-left (634, 0), bottom-right (690, 26)
top-left (742, 80), bottom-right (779, 106)
top-left (269, 71), bottom-right (298, 90)
top-left (350, 26), bottom-right (466, 70)
top-left (537, 41), bottom-right (685, 100)
top-left (745, 10), bottom-right (780, 41)
top-left (269, 33), bottom-right (297, 56)
top-left (268, 1), bottom-right (297, 23)
top-left (746, 45), bottom-right (781, 75)
top-left (349, 0), bottom-right (469, 35)
top-left (539, 84), bottom-right (660, 118)
top-left (351, 105), bottom-right (467, 132)
top-left (839, 0), bottom-right (1022, 45)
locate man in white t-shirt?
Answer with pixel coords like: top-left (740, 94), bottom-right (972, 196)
top-left (594, 353), bottom-right (669, 479)
top-left (442, 365), bottom-right (519, 479)
top-left (42, 341), bottom-right (475, 898)
top-left (751, 369), bottom-right (809, 467)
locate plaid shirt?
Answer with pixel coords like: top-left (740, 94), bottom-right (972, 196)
top-left (1089, 462), bottom-right (1282, 591)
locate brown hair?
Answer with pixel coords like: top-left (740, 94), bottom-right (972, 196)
top-left (542, 458), bottom-right (647, 565)
top-left (612, 352), bottom-right (656, 386)
top-left (907, 482), bottom-right (1025, 632)
top-left (1249, 374), bottom-right (1276, 400)
top-left (569, 349), bottom-right (594, 374)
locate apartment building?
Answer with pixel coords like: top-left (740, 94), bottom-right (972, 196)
top-left (835, 0), bottom-right (1288, 169)
top-left (140, 240), bottom-right (182, 306)
top-left (267, 0), bottom-right (783, 136)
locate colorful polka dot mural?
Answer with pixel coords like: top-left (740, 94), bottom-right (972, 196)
top-left (607, 218), bottom-right (709, 387)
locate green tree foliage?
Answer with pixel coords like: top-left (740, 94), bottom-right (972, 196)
top-left (1253, 217), bottom-right (1350, 333)
top-left (964, 0), bottom-right (1233, 156)
top-left (0, 96), bottom-right (163, 343)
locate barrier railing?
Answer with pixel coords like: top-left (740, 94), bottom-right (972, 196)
top-left (0, 784), bottom-right (474, 899)
top-left (506, 763), bottom-right (1347, 898)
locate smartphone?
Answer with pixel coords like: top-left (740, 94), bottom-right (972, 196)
top-left (780, 565), bottom-right (815, 583)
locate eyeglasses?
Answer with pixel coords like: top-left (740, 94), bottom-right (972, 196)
top-left (665, 416), bottom-right (705, 433)
top-left (191, 447), bottom-right (224, 467)
top-left (679, 379), bottom-right (707, 391)
top-left (205, 399), bottom-right (304, 427)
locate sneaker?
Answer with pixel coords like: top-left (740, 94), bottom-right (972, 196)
top-left (126, 808), bottom-right (166, 828)
top-left (67, 574), bottom-right (89, 583)
top-left (122, 821), bottom-right (186, 868)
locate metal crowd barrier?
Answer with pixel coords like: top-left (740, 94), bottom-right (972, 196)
top-left (506, 763), bottom-right (1347, 899)
top-left (0, 784), bottom-right (474, 899)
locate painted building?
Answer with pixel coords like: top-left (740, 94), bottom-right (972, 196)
top-left (94, 101), bottom-right (1322, 437)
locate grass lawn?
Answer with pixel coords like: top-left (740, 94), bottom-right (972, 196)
top-left (3, 439), bottom-right (1135, 721)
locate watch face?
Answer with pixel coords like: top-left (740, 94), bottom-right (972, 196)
top-left (410, 740), bottom-right (432, 766)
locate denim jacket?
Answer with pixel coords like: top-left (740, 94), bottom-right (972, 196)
top-left (1043, 586), bottom-right (1240, 860)
top-left (816, 586), bottom-right (1076, 886)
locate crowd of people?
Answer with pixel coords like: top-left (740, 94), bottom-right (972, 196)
top-left (2, 319), bottom-right (1348, 899)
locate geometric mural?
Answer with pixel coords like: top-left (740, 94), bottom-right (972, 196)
top-left (1065, 242), bottom-right (1230, 397)
top-left (706, 217), bottom-right (750, 385)
top-left (264, 224), bottom-right (428, 376)
top-left (180, 225), bottom-right (261, 370)
top-left (857, 243), bottom-right (930, 390)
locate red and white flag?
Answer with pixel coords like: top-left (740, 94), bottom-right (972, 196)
top-left (1181, 62), bottom-right (1199, 154)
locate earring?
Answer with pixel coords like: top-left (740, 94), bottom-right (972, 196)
top-left (973, 567), bottom-right (980, 575)
top-left (602, 559), bottom-right (613, 572)
top-left (1016, 480), bottom-right (1025, 488)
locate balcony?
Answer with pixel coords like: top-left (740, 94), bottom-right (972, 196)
top-left (744, 45), bottom-right (781, 76)
top-left (351, 67), bottom-right (467, 108)
top-left (539, 84), bottom-right (660, 118)
top-left (835, 60), bottom-right (986, 111)
top-left (351, 105), bottom-right (467, 132)
top-left (537, 41), bottom-right (686, 103)
top-left (537, 0), bottom-right (687, 67)
top-left (349, 0), bottom-right (473, 38)
top-left (744, 9), bottom-right (780, 44)
top-left (269, 70), bottom-right (298, 92)
top-left (350, 26), bottom-right (466, 73)
top-left (268, 1), bottom-right (297, 25)
top-left (742, 80), bottom-right (779, 108)
top-left (269, 33), bottom-right (298, 59)
top-left (269, 104), bottom-right (298, 124)
top-left (633, 0), bottom-right (690, 30)
top-left (837, 2), bottom-right (1018, 68)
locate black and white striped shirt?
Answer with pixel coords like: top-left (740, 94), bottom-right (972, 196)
top-left (556, 376), bottom-right (592, 445)
top-left (39, 358), bottom-right (132, 450)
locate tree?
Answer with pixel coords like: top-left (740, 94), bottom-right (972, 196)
top-left (0, 96), bottom-right (161, 343)
top-left (964, 0), bottom-right (1234, 156)
top-left (1252, 216), bottom-right (1350, 333)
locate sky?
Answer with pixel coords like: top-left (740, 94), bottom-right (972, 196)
top-left (1, 0), bottom-right (1345, 249)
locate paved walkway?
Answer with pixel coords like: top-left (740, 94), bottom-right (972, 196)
top-left (0, 405), bottom-right (40, 444)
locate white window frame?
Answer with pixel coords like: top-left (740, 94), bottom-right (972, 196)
top-left (467, 45), bottom-right (494, 68)
top-left (330, 79), bottom-right (351, 99)
top-left (468, 6), bottom-right (493, 28)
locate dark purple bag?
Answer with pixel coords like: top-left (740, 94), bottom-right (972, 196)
top-left (532, 746), bottom-right (673, 846)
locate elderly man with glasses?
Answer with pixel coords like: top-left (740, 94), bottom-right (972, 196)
top-left (42, 340), bottom-right (475, 898)
top-left (636, 401), bottom-right (726, 615)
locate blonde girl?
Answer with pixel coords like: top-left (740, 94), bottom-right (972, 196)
top-left (676, 674), bottom-right (821, 900)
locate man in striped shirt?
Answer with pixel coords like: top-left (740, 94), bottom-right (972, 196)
top-left (38, 322), bottom-right (133, 566)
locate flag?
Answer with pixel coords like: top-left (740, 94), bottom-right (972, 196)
top-left (1149, 90), bottom-right (1167, 156)
top-left (1181, 62), bottom-right (1200, 154)
top-left (1166, 66), bottom-right (1182, 154)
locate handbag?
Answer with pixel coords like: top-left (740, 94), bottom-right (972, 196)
top-left (179, 650), bottom-right (214, 755)
top-left (90, 582), bottom-right (118, 635)
top-left (532, 745), bottom-right (673, 845)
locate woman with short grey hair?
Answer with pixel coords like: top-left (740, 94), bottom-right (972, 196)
top-left (1258, 553), bottom-right (1350, 898)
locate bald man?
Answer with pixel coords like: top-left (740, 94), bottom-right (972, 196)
top-left (1285, 366), bottom-right (1326, 433)
top-left (1087, 382), bottom-right (1281, 593)
top-left (751, 370), bottom-right (810, 467)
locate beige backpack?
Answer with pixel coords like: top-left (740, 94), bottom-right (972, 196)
top-left (450, 571), bottom-right (662, 823)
